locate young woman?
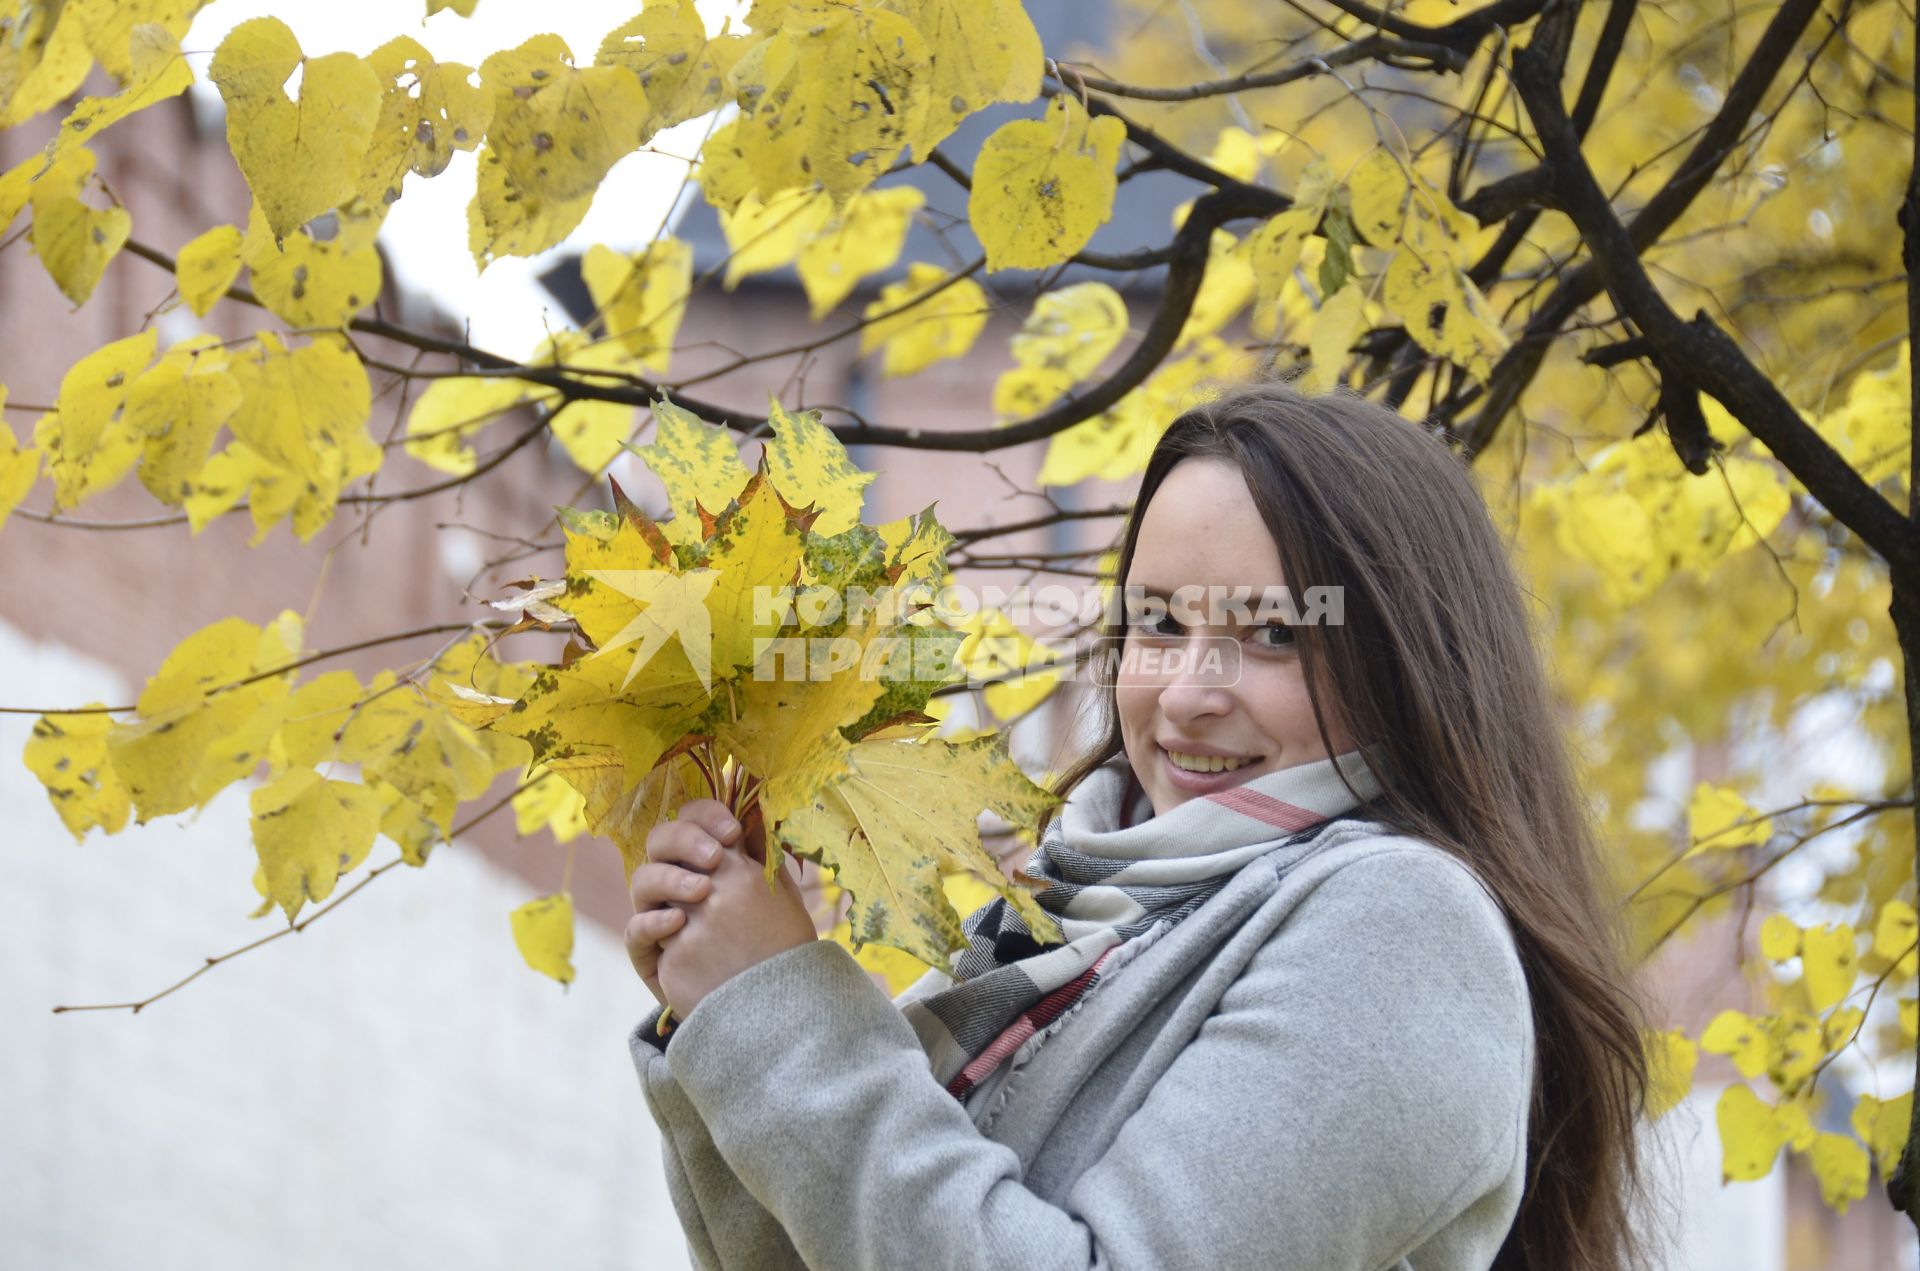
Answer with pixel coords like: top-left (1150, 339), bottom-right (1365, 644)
top-left (624, 383), bottom-right (1657, 1271)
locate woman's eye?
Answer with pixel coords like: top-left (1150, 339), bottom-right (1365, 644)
top-left (1131, 613), bottom-right (1183, 637)
top-left (1252, 622), bottom-right (1296, 649)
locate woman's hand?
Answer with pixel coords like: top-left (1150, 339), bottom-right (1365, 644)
top-left (624, 798), bottom-right (818, 1019)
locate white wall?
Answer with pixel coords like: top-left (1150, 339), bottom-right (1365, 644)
top-left (0, 621), bottom-right (692, 1271)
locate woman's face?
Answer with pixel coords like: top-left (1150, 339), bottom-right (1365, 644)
top-left (1116, 457), bottom-right (1355, 817)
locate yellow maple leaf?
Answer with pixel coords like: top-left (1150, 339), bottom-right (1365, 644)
top-left (969, 94), bottom-right (1125, 271)
top-left (626, 398), bottom-right (752, 538)
top-left (774, 731), bottom-right (1060, 966)
top-left (208, 18), bottom-right (383, 242)
top-left (762, 398), bottom-right (874, 536)
top-left (509, 892), bottom-right (577, 984)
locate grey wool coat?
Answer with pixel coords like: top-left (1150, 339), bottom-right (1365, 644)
top-left (628, 819), bottom-right (1536, 1270)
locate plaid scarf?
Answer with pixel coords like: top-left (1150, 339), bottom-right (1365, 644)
top-left (898, 748), bottom-right (1385, 1120)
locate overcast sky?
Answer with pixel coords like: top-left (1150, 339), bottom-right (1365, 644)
top-left (182, 1), bottom-right (750, 355)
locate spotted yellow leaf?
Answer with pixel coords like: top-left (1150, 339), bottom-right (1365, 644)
top-left (859, 261), bottom-right (990, 378)
top-left (175, 224), bottom-right (245, 316)
top-left (250, 767), bottom-right (382, 922)
top-left (969, 94), bottom-right (1125, 271)
top-left (510, 892), bottom-right (577, 984)
top-left (24, 707), bottom-right (131, 841)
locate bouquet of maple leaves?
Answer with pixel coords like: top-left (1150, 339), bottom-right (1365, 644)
top-left (451, 398), bottom-right (1064, 993)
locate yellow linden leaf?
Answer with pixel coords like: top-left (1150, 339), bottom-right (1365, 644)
top-left (1035, 336), bottom-right (1235, 486)
top-left (773, 731), bottom-right (1061, 966)
top-left (1304, 281), bottom-right (1367, 395)
top-left (175, 224), bottom-right (245, 316)
top-left (1346, 149), bottom-right (1412, 248)
top-left (1816, 342), bottom-right (1908, 485)
top-left (1205, 125), bottom-right (1264, 183)
top-left (1245, 206), bottom-right (1320, 325)
top-left (1764, 1011), bottom-right (1824, 1094)
top-left (1851, 1091), bottom-right (1913, 1178)
top-left (1642, 1028), bottom-right (1697, 1120)
top-left (691, 115), bottom-right (759, 214)
top-left (27, 147), bottom-right (131, 307)
top-left (273, 668), bottom-right (363, 769)
top-left (0, 405), bottom-right (42, 532)
top-left (1716, 1084), bottom-right (1796, 1182)
top-left (1760, 912), bottom-right (1802, 960)
top-left (108, 613), bottom-right (303, 820)
top-left (468, 35), bottom-right (649, 267)
top-left (581, 238), bottom-right (693, 373)
top-left (595, 0), bottom-right (757, 130)
top-left (1805, 1132), bottom-right (1870, 1213)
top-left (0, 1), bottom-right (93, 128)
top-left (763, 397), bottom-right (875, 536)
top-left (218, 332), bottom-right (379, 541)
top-left (337, 669), bottom-right (499, 843)
top-left (1802, 923), bottom-right (1859, 1011)
top-left (969, 94), bottom-right (1126, 271)
top-left (41, 22), bottom-right (192, 171)
top-left (427, 0), bottom-right (479, 15)
top-left (208, 17), bottom-right (384, 241)
top-left (628, 398), bottom-right (752, 537)
top-left (1873, 898), bottom-right (1918, 971)
top-left (859, 261), bottom-right (990, 377)
top-left (719, 185), bottom-right (834, 287)
top-left (512, 767), bottom-right (590, 843)
top-left (1687, 782), bottom-right (1772, 851)
top-left (74, 0), bottom-right (208, 82)
top-left (357, 36), bottom-right (491, 210)
top-left (405, 374), bottom-right (530, 475)
top-left (24, 707), bottom-right (132, 841)
top-left (729, 7), bottom-right (930, 205)
top-left (1178, 228), bottom-right (1255, 348)
top-left (1700, 1007), bottom-right (1769, 1080)
top-left (246, 214), bottom-right (384, 329)
top-left (1821, 1006), bottom-right (1864, 1053)
top-left (38, 328), bottom-right (157, 510)
top-left (1008, 281), bottom-right (1128, 380)
top-left (551, 400), bottom-right (635, 476)
top-left (887, 0), bottom-right (1041, 157)
top-left (956, 607), bottom-right (1060, 722)
top-left (796, 187), bottom-right (925, 318)
top-left (250, 767), bottom-right (382, 923)
top-left (992, 365), bottom-right (1075, 419)
top-left (510, 892), bottom-right (577, 983)
top-left (123, 336), bottom-right (244, 506)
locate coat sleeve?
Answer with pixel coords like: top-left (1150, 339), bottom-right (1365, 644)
top-left (631, 1007), bottom-right (809, 1270)
top-left (651, 847), bottom-right (1535, 1271)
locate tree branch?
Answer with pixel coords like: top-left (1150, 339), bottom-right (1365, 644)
top-left (1507, 39), bottom-right (1920, 583)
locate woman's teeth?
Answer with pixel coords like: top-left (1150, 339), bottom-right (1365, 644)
top-left (1166, 750), bottom-right (1254, 773)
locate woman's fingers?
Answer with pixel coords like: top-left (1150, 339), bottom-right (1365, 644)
top-left (629, 860), bottom-right (713, 912)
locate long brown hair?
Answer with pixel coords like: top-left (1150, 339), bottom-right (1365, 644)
top-left (1042, 382), bottom-right (1662, 1271)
